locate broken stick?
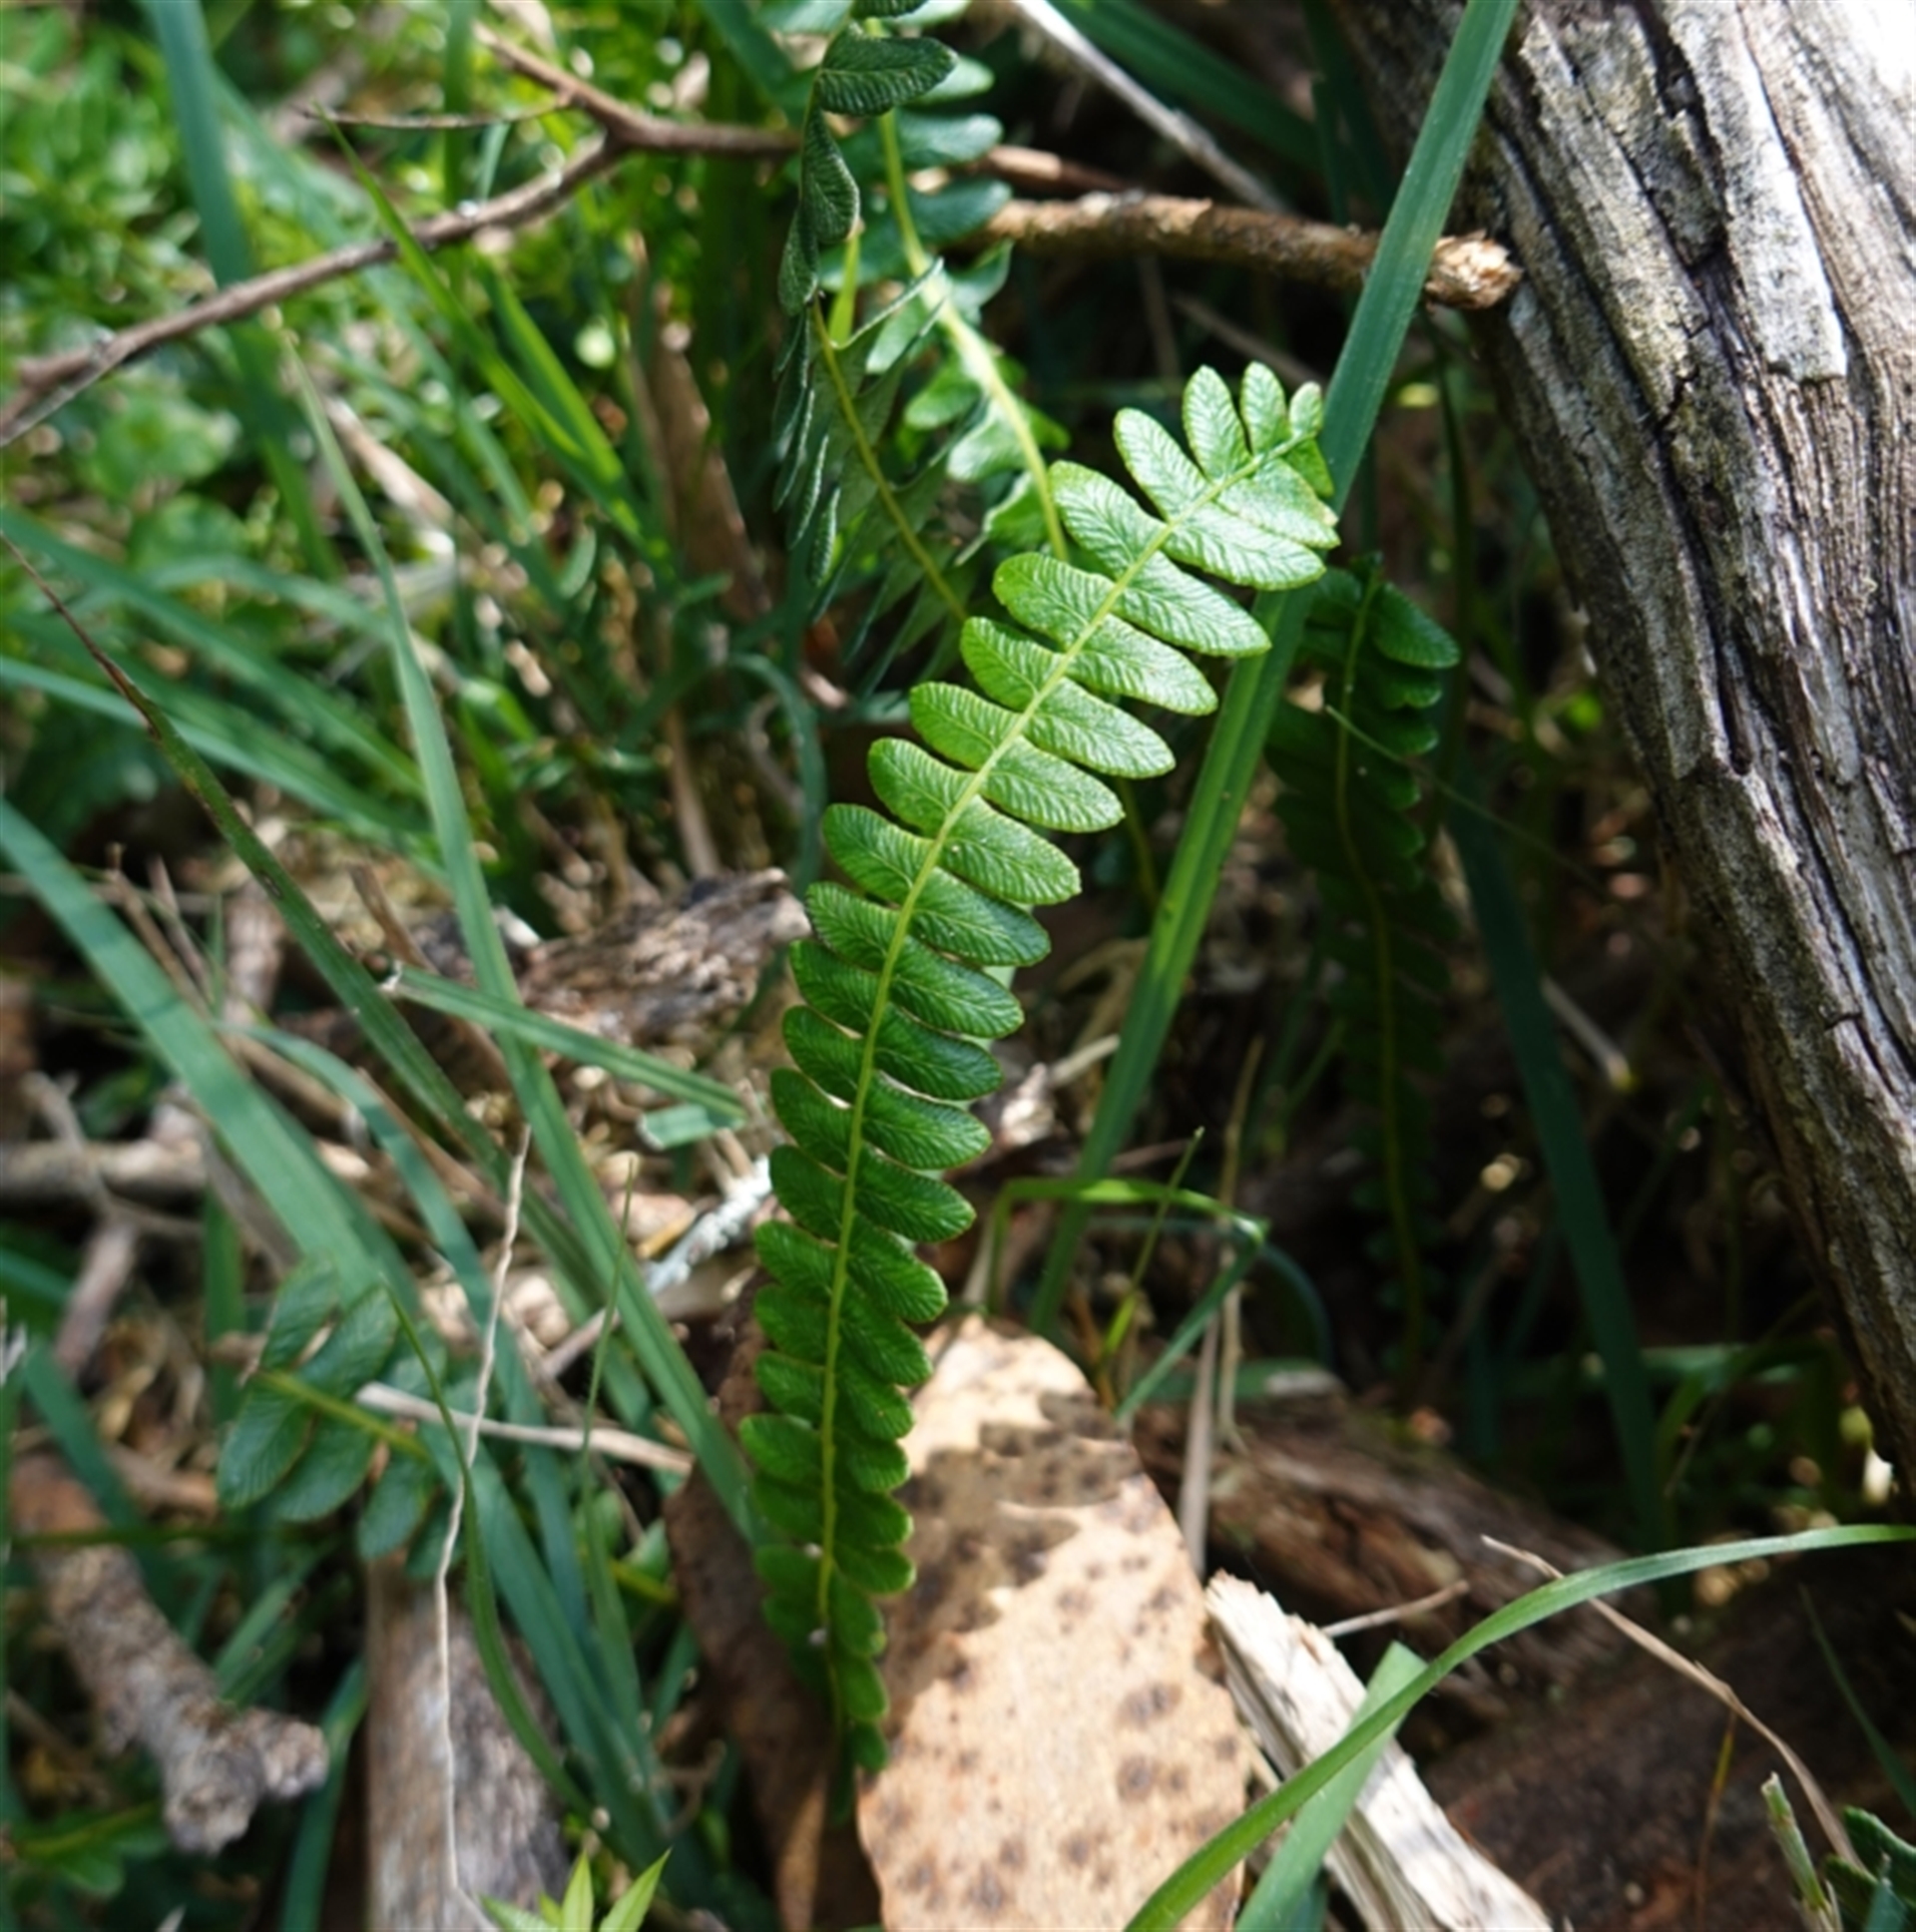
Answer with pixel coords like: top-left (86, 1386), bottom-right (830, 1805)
top-left (10, 1452), bottom-right (328, 1854)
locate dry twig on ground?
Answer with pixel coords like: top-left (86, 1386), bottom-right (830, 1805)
top-left (9, 1453), bottom-right (329, 1854)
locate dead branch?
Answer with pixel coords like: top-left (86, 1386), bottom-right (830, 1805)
top-left (487, 31), bottom-right (1518, 308)
top-left (980, 192), bottom-right (1522, 309)
top-left (10, 1453), bottom-right (328, 1853)
top-left (0, 1132), bottom-right (206, 1208)
top-left (1208, 1576), bottom-right (1551, 1931)
top-left (365, 1558), bottom-right (565, 1929)
top-left (52, 1217), bottom-right (142, 1379)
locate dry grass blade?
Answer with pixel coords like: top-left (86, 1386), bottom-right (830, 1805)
top-left (1483, 1537), bottom-right (1856, 1863)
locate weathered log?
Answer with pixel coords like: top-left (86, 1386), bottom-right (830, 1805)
top-left (1325, 0), bottom-right (1916, 1471)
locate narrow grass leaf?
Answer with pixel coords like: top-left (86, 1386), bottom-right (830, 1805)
top-left (388, 968), bottom-right (742, 1116)
top-left (1448, 788), bottom-right (1663, 1548)
top-left (288, 364), bottom-right (755, 1531)
top-left (1236, 1642), bottom-right (1423, 1931)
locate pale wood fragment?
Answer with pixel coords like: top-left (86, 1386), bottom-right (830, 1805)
top-left (1206, 1575), bottom-right (1550, 1932)
top-left (11, 1453), bottom-right (328, 1855)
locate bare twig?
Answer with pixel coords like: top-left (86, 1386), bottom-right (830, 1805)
top-left (972, 142), bottom-right (1125, 197)
top-left (307, 104), bottom-right (558, 132)
top-left (1320, 1577), bottom-right (1472, 1639)
top-left (1177, 1313), bottom-right (1219, 1573)
top-left (52, 1217), bottom-right (142, 1379)
top-left (431, 1130), bottom-right (530, 1926)
top-left (352, 1382), bottom-right (693, 1474)
top-left (351, 863), bottom-right (515, 1100)
top-left (10, 1453), bottom-right (328, 1852)
top-left (475, 29), bottom-right (792, 163)
top-left (1, 45), bottom-right (1516, 450)
top-left (0, 138), bottom-right (636, 447)
top-left (1173, 293), bottom-right (1322, 390)
top-left (542, 1156), bottom-right (774, 1379)
top-left (981, 193), bottom-right (1522, 310)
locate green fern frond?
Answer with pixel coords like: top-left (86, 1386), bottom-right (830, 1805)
top-left (748, 364), bottom-right (1339, 1767)
top-left (1271, 563), bottom-right (1460, 1374)
top-left (770, 2), bottom-right (1066, 650)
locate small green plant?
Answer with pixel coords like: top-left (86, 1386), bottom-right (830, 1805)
top-left (771, 0), bottom-right (1065, 670)
top-left (485, 1849), bottom-right (669, 1932)
top-left (1767, 1783), bottom-right (1916, 1932)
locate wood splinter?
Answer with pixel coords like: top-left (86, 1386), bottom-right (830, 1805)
top-left (10, 1452), bottom-right (328, 1854)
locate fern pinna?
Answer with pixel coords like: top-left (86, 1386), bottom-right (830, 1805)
top-left (745, 362), bottom-right (1340, 1766)
top-left (1270, 564), bottom-right (1460, 1376)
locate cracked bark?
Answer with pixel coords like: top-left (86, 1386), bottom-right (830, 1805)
top-left (1324, 0), bottom-right (1916, 1470)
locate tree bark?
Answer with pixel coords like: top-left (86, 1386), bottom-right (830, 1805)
top-left (1325, 0), bottom-right (1916, 1472)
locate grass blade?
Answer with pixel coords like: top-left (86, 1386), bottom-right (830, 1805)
top-left (1449, 788), bottom-right (1664, 1548)
top-left (142, 0), bottom-right (336, 576)
top-left (0, 798), bottom-right (386, 1272)
top-left (1236, 1641), bottom-right (1422, 1932)
top-left (277, 1661), bottom-right (368, 1932)
top-left (0, 508), bottom-right (419, 796)
top-left (59, 620), bottom-right (659, 1432)
top-left (1802, 1591), bottom-right (1916, 1820)
top-left (387, 967), bottom-right (743, 1118)
top-left (288, 359), bottom-right (755, 1529)
top-left (0, 650), bottom-right (418, 845)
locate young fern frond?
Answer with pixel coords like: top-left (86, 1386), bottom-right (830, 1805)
top-left (771, 2), bottom-right (1065, 659)
top-left (746, 363), bottom-right (1340, 1767)
top-left (1270, 564), bottom-right (1460, 1375)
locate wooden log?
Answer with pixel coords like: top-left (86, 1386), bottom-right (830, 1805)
top-left (1321, 0), bottom-right (1916, 1472)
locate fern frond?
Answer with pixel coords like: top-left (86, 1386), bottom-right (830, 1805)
top-left (747, 364), bottom-right (1339, 1767)
top-left (770, 1), bottom-right (1065, 653)
top-left (1271, 563), bottom-right (1460, 1374)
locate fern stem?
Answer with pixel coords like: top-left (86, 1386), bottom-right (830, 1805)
top-left (876, 113), bottom-right (1068, 559)
top-left (809, 307), bottom-right (967, 628)
top-left (1331, 577), bottom-right (1426, 1389)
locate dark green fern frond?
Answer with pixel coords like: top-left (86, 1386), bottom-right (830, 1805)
top-left (1270, 562), bottom-right (1460, 1374)
top-left (769, 1), bottom-right (1066, 651)
top-left (746, 365), bottom-right (1339, 1768)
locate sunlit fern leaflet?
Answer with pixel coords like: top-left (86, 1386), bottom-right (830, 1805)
top-left (745, 363), bottom-right (1340, 1767)
top-left (1269, 563), bottom-right (1460, 1374)
top-left (770, 0), bottom-right (1064, 672)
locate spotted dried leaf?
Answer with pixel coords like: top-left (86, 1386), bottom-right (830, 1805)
top-left (856, 1317), bottom-right (1247, 1930)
